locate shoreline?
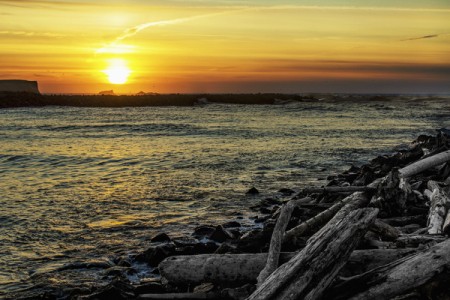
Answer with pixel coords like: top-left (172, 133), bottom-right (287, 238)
top-left (7, 129), bottom-right (450, 299)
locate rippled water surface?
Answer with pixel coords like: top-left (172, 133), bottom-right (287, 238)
top-left (0, 98), bottom-right (449, 295)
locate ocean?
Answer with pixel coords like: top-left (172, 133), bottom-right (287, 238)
top-left (0, 97), bottom-right (449, 296)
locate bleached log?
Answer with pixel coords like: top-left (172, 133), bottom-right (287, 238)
top-left (423, 189), bottom-right (433, 200)
top-left (302, 186), bottom-right (375, 194)
top-left (443, 211), bottom-right (450, 235)
top-left (426, 180), bottom-right (450, 234)
top-left (257, 198), bottom-right (307, 286)
top-left (328, 238), bottom-right (450, 300)
top-left (283, 191), bottom-right (369, 244)
top-left (399, 149), bottom-right (450, 178)
top-left (159, 249), bottom-right (417, 285)
top-left (248, 208), bottom-right (378, 300)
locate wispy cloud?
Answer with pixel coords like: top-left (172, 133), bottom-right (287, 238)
top-left (0, 30), bottom-right (66, 38)
top-left (96, 9), bottom-right (246, 54)
top-left (401, 34), bottom-right (442, 41)
top-left (96, 4), bottom-right (450, 53)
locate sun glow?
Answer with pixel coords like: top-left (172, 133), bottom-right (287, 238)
top-left (104, 59), bottom-right (131, 84)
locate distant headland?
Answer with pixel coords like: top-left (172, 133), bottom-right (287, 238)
top-left (0, 79), bottom-right (40, 94)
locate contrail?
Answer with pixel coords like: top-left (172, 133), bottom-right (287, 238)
top-left (96, 10), bottom-right (245, 54)
top-left (401, 34), bottom-right (440, 41)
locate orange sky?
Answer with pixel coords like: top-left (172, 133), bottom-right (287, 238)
top-left (0, 1), bottom-right (449, 94)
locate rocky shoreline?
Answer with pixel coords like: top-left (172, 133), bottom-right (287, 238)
top-left (8, 129), bottom-right (450, 300)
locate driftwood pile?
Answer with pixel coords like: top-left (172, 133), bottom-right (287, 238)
top-left (75, 130), bottom-right (450, 300)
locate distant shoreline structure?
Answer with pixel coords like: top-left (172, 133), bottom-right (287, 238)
top-left (0, 79), bottom-right (40, 94)
top-left (0, 92), bottom-right (449, 109)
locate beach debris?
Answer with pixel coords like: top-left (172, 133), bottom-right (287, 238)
top-left (20, 129), bottom-right (450, 299)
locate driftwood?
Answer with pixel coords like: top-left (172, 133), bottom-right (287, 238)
top-left (399, 149), bottom-right (450, 178)
top-left (426, 181), bottom-right (450, 234)
top-left (380, 215), bottom-right (426, 227)
top-left (138, 293), bottom-right (216, 299)
top-left (328, 238), bottom-right (450, 300)
top-left (444, 211), bottom-right (450, 235)
top-left (247, 208), bottom-right (378, 300)
top-left (396, 234), bottom-right (446, 248)
top-left (257, 198), bottom-right (308, 286)
top-left (159, 249), bottom-right (417, 285)
top-left (373, 168), bottom-right (412, 216)
top-left (302, 186), bottom-right (375, 194)
top-left (369, 219), bottom-right (401, 241)
top-left (283, 191), bottom-right (370, 244)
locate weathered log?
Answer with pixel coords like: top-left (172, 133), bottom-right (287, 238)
top-left (159, 249), bottom-right (417, 285)
top-left (160, 253), bottom-right (289, 285)
top-left (369, 219), bottom-right (401, 241)
top-left (380, 215), bottom-right (426, 227)
top-left (257, 198), bottom-right (304, 286)
top-left (426, 180), bottom-right (450, 234)
top-left (396, 234), bottom-right (446, 248)
top-left (247, 208), bottom-right (378, 300)
top-left (283, 191), bottom-right (370, 244)
top-left (424, 188), bottom-right (433, 200)
top-left (302, 186), bottom-right (375, 194)
top-left (138, 293), bottom-right (216, 299)
top-left (443, 211), bottom-right (450, 235)
top-left (328, 238), bottom-right (450, 300)
top-left (374, 168), bottom-right (412, 216)
top-left (399, 149), bottom-right (450, 178)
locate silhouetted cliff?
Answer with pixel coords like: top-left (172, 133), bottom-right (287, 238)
top-left (0, 80), bottom-right (40, 94)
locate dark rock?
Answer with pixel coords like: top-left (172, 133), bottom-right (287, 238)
top-left (192, 242), bottom-right (219, 254)
top-left (176, 241), bottom-right (219, 255)
top-left (151, 268), bottom-right (160, 275)
top-left (172, 237), bottom-right (198, 247)
top-left (151, 233), bottom-right (171, 243)
top-left (192, 225), bottom-right (215, 238)
top-left (83, 278), bottom-right (135, 300)
top-left (229, 229), bottom-right (242, 238)
top-left (255, 216), bottom-right (270, 223)
top-left (135, 243), bottom-right (176, 267)
top-left (116, 258), bottom-right (131, 268)
top-left (278, 188), bottom-right (295, 196)
top-left (259, 207), bottom-right (272, 214)
top-left (215, 242), bottom-right (236, 254)
top-left (103, 266), bottom-right (129, 277)
top-left (210, 225), bottom-right (234, 243)
top-left (222, 221), bottom-right (241, 228)
top-left (261, 198), bottom-right (282, 206)
top-left (236, 228), bottom-right (272, 253)
top-left (222, 283), bottom-right (255, 300)
top-left (246, 187), bottom-right (259, 195)
top-left (135, 282), bottom-right (164, 295)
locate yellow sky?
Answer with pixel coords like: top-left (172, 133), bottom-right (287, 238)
top-left (0, 1), bottom-right (449, 93)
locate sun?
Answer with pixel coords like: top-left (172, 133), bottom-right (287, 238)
top-left (104, 59), bottom-right (131, 84)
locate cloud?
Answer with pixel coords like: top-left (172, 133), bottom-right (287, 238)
top-left (96, 9), bottom-right (246, 54)
top-left (401, 34), bottom-right (440, 41)
top-left (95, 4), bottom-right (450, 53)
top-left (0, 30), bottom-right (66, 38)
